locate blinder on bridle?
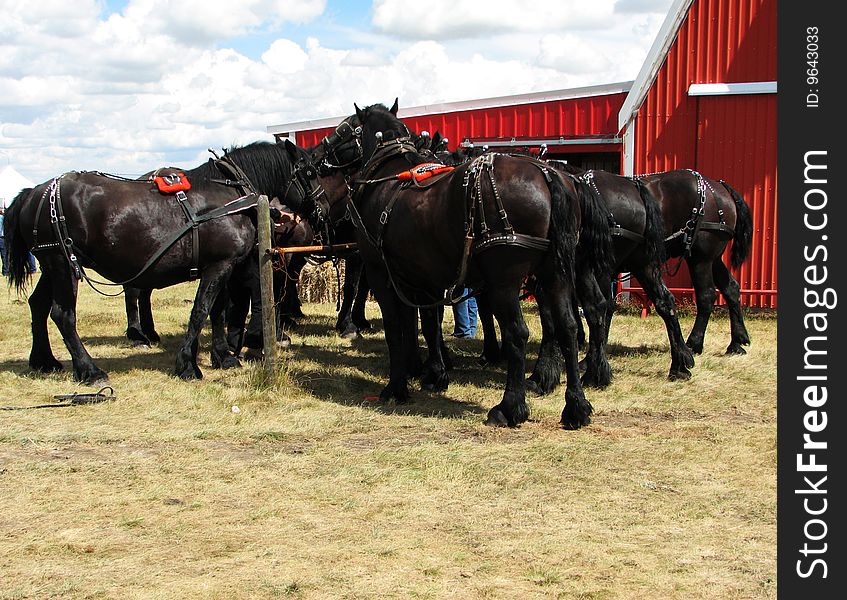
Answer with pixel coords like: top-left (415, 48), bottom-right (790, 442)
top-left (315, 120), bottom-right (363, 175)
top-left (281, 151), bottom-right (329, 230)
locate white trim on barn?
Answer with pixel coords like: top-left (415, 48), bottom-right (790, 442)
top-left (687, 81), bottom-right (777, 96)
top-left (268, 81), bottom-right (633, 137)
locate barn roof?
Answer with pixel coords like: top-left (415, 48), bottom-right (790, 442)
top-left (267, 81), bottom-right (633, 137)
top-left (617, 0), bottom-right (695, 131)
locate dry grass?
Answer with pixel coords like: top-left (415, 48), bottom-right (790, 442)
top-left (0, 279), bottom-right (776, 599)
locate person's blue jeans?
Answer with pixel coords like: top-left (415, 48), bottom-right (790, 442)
top-left (1, 239), bottom-right (36, 275)
top-left (451, 289), bottom-right (478, 338)
top-left (0, 236), bottom-right (7, 277)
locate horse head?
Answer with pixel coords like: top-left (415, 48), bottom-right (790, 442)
top-left (352, 99), bottom-right (413, 168)
top-left (311, 115), bottom-right (363, 176)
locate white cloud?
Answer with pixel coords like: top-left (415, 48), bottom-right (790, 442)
top-left (0, 0), bottom-right (672, 182)
top-left (615, 0), bottom-right (675, 14)
top-left (262, 39), bottom-right (310, 73)
top-left (372, 0), bottom-right (616, 39)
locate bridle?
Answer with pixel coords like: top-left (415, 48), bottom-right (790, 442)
top-left (314, 120), bottom-right (364, 175)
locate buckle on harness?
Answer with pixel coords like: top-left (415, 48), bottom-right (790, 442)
top-left (379, 210), bottom-right (389, 225)
top-left (189, 267), bottom-right (199, 280)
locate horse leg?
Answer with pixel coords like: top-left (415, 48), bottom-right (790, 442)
top-left (175, 264), bottom-right (232, 380)
top-left (686, 257), bottom-right (718, 355)
top-left (538, 268), bottom-right (593, 429)
top-left (526, 285), bottom-right (562, 395)
top-left (476, 291), bottom-right (501, 365)
top-left (124, 286), bottom-right (148, 345)
top-left (484, 286), bottom-right (531, 428)
top-left (713, 260), bottom-right (750, 354)
top-left (577, 270), bottom-right (612, 388)
top-left (48, 272), bottom-right (108, 383)
top-left (367, 266), bottom-right (411, 403)
top-left (138, 288), bottom-right (160, 344)
top-left (352, 267), bottom-right (372, 333)
top-left (210, 285), bottom-right (242, 370)
top-left (419, 306), bottom-right (449, 391)
top-left (437, 305), bottom-right (454, 371)
top-left (336, 255), bottom-right (363, 338)
top-left (633, 265), bottom-right (694, 380)
top-left (28, 271), bottom-right (63, 373)
top-left (225, 282), bottom-right (250, 354)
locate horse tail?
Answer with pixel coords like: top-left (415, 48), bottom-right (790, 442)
top-left (574, 177), bottom-right (615, 279)
top-left (4, 188), bottom-right (34, 294)
top-left (634, 177), bottom-right (666, 267)
top-left (720, 180), bottom-right (753, 269)
top-left (547, 170), bottom-right (580, 289)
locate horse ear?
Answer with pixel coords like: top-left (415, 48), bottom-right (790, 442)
top-left (354, 103), bottom-right (364, 122)
top-left (283, 138), bottom-right (298, 157)
top-left (390, 98), bottom-right (399, 115)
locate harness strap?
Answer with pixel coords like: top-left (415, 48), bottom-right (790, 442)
top-left (611, 226), bottom-right (646, 244)
top-left (173, 191), bottom-right (200, 280)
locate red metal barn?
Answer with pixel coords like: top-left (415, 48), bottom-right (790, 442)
top-left (268, 83), bottom-right (632, 172)
top-left (267, 0), bottom-right (776, 308)
top-left (619, 0), bottom-right (777, 308)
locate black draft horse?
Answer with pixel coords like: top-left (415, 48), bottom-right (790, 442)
top-left (641, 169), bottom-right (754, 355)
top-left (524, 167), bottom-right (753, 395)
top-left (526, 162), bottom-right (695, 394)
top-left (124, 198), bottom-right (317, 352)
top-left (322, 101), bottom-right (611, 428)
top-left (4, 140), bottom-right (321, 383)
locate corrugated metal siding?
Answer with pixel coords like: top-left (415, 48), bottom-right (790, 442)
top-left (632, 0), bottom-right (777, 307)
top-left (295, 93), bottom-right (628, 153)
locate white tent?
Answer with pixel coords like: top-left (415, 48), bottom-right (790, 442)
top-left (0, 165), bottom-right (35, 208)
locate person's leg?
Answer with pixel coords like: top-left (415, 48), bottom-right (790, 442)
top-left (0, 236), bottom-right (8, 277)
top-left (27, 252), bottom-right (36, 273)
top-left (466, 293), bottom-right (478, 337)
top-left (451, 289), bottom-right (471, 337)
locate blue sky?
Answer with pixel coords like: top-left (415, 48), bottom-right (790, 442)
top-left (2, 0), bottom-right (673, 182)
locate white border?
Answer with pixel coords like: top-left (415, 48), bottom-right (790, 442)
top-left (688, 81), bottom-right (777, 96)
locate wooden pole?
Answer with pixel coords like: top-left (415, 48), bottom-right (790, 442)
top-left (256, 195), bottom-right (277, 369)
top-left (273, 242), bottom-right (359, 256)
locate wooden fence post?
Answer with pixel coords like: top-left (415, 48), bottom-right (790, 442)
top-left (256, 194), bottom-right (277, 369)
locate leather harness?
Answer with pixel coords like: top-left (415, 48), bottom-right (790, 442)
top-left (30, 158), bottom-right (259, 288)
top-left (346, 138), bottom-right (553, 308)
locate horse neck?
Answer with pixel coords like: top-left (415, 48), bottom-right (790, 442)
top-left (184, 148), bottom-right (293, 199)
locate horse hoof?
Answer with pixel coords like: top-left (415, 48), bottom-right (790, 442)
top-left (340, 330), bottom-right (359, 341)
top-left (686, 342), bottom-right (704, 355)
top-left (79, 368), bottom-right (109, 385)
top-left (31, 358), bottom-right (64, 374)
top-left (668, 368), bottom-right (692, 382)
top-left (485, 408), bottom-right (511, 427)
top-left (220, 356), bottom-right (241, 369)
top-left (525, 378), bottom-right (543, 396)
top-left (726, 343), bottom-right (747, 355)
top-left (176, 365), bottom-right (203, 380)
top-left (561, 394), bottom-right (592, 430)
top-left (145, 331), bottom-right (161, 345)
top-left (379, 384), bottom-right (411, 404)
top-left (244, 348), bottom-right (264, 362)
top-left (581, 367), bottom-right (612, 390)
top-left (421, 373), bottom-right (448, 393)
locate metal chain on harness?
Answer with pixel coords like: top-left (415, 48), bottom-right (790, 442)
top-left (665, 169), bottom-right (707, 277)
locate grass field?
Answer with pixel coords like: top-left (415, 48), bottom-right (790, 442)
top-left (0, 276), bottom-right (776, 599)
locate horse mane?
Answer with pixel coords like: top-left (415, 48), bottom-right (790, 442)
top-left (183, 141), bottom-right (295, 195)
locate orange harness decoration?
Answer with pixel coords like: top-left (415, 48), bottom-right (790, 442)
top-left (154, 172), bottom-right (191, 193)
top-left (396, 162), bottom-right (454, 183)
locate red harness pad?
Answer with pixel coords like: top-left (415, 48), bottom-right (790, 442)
top-left (397, 162), bottom-right (454, 183)
top-left (154, 172), bottom-right (191, 193)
